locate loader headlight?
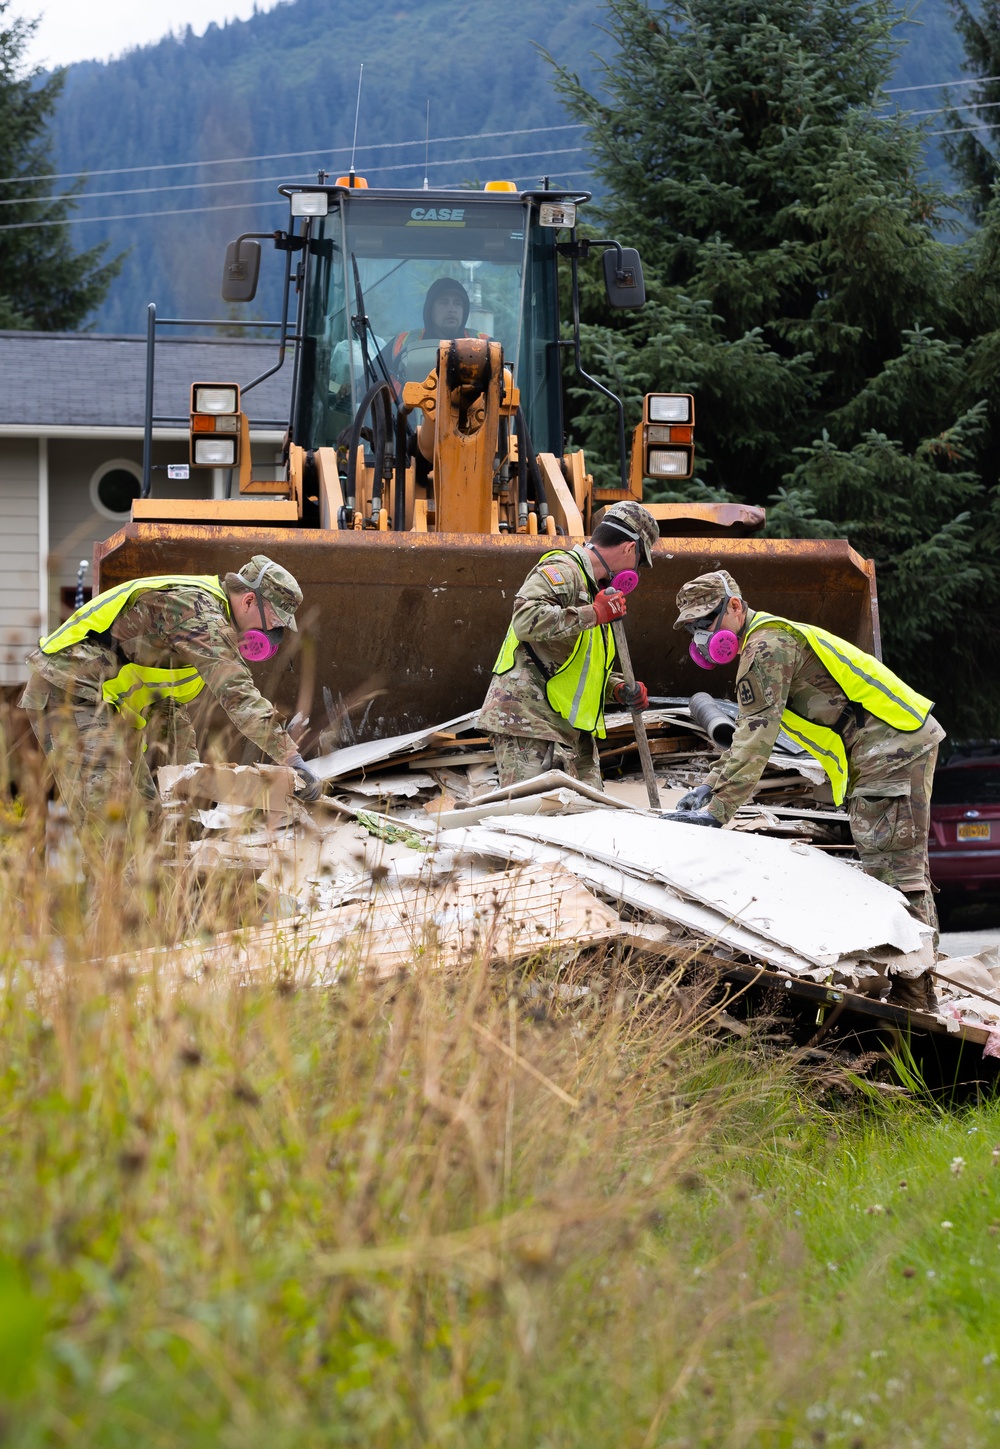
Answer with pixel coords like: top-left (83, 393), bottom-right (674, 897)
top-left (639, 393), bottom-right (695, 481)
top-left (539, 201), bottom-right (576, 228)
top-left (189, 381), bottom-right (243, 470)
top-left (646, 448), bottom-right (692, 477)
top-left (647, 394), bottom-right (692, 424)
top-left (290, 190), bottom-right (330, 217)
top-left (192, 384), bottom-right (238, 414)
top-left (193, 438), bottom-right (237, 467)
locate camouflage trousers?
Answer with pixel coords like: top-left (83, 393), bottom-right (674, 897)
top-left (489, 731), bottom-right (603, 791)
top-left (847, 733), bottom-right (940, 934)
top-left (20, 670), bottom-right (198, 860)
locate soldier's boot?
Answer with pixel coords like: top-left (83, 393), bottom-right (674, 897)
top-left (886, 971), bottom-right (938, 1013)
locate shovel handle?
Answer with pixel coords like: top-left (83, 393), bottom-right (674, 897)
top-left (610, 617), bottom-right (659, 811)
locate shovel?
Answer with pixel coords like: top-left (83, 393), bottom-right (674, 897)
top-left (606, 575), bottom-right (660, 811)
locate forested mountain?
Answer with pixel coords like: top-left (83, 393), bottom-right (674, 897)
top-left (47, 0), bottom-right (604, 330)
top-left (44, 0), bottom-right (967, 333)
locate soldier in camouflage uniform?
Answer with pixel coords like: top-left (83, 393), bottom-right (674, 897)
top-left (19, 555), bottom-right (321, 851)
top-left (665, 570), bottom-right (945, 1010)
top-left (479, 501), bottom-right (661, 789)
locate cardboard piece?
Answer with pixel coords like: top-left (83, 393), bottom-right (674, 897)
top-left (158, 762), bottom-right (296, 810)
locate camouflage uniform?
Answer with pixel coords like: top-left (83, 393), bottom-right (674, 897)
top-left (20, 561), bottom-right (302, 845)
top-left (478, 545), bottom-right (612, 789)
top-left (674, 574), bottom-right (944, 938)
top-left (481, 501), bottom-right (661, 791)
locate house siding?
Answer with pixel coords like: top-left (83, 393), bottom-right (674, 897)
top-left (0, 440), bottom-right (40, 687)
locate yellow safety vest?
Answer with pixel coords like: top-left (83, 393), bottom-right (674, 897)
top-left (39, 574), bottom-right (231, 728)
top-left (743, 611), bottom-right (934, 805)
top-left (492, 550), bottom-right (616, 736)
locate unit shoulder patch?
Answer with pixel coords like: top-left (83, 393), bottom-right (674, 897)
top-left (735, 659), bottom-right (776, 715)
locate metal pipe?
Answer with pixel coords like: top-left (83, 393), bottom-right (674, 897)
top-left (142, 303), bottom-right (155, 497)
top-left (393, 405), bottom-right (408, 531)
top-left (689, 691), bottom-right (735, 748)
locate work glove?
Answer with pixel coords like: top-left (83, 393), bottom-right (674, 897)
top-left (676, 782), bottom-right (713, 812)
top-left (592, 589), bottom-right (628, 627)
top-left (289, 753), bottom-right (322, 802)
top-left (613, 680), bottom-right (649, 711)
top-left (659, 809), bottom-right (721, 828)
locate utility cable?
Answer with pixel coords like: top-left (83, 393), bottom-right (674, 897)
top-left (0, 123), bottom-right (586, 189)
top-left (0, 145), bottom-right (586, 217)
top-left (0, 166), bottom-right (596, 232)
top-left (925, 121), bottom-right (1000, 139)
top-left (884, 73), bottom-right (1000, 93)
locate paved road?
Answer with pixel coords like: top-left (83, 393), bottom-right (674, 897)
top-left (939, 927), bottom-right (1000, 960)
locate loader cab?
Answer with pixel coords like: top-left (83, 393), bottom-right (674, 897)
top-left (292, 184), bottom-right (573, 459)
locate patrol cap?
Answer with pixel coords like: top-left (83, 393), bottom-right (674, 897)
top-left (598, 500), bottom-right (660, 568)
top-left (672, 569), bottom-right (742, 630)
top-left (237, 554), bottom-right (303, 631)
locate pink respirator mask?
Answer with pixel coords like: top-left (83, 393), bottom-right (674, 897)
top-left (237, 562), bottom-right (286, 661)
top-left (238, 627), bottom-right (284, 662)
top-left (686, 590), bottom-right (740, 670)
top-left (610, 569), bottom-right (639, 596)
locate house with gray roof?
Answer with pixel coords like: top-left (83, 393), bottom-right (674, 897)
top-left (0, 331), bottom-right (293, 687)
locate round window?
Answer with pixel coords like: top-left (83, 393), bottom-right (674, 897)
top-left (89, 459), bottom-right (142, 521)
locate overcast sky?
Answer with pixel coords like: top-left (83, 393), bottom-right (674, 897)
top-left (15, 0), bottom-right (282, 71)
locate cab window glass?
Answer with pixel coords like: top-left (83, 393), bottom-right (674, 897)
top-left (298, 196), bottom-right (532, 451)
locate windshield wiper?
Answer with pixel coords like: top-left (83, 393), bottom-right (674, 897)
top-left (350, 253), bottom-right (394, 392)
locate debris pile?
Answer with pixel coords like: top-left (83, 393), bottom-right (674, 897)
top-left (146, 701), bottom-right (998, 1057)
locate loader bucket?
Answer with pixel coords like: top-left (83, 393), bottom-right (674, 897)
top-left (95, 526), bottom-right (878, 740)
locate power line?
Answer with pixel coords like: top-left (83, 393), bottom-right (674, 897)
top-left (884, 73), bottom-right (1000, 93)
top-left (0, 123), bottom-right (587, 189)
top-left (0, 197), bottom-right (287, 231)
top-left (904, 98), bottom-right (1000, 120)
top-left (0, 144), bottom-right (587, 210)
top-left (926, 121), bottom-right (1000, 140)
top-left (0, 148), bottom-right (589, 231)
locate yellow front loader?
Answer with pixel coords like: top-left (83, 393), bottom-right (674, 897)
top-left (96, 178), bottom-right (878, 738)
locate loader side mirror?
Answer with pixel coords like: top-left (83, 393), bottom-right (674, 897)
top-left (602, 246), bottom-right (645, 309)
top-left (222, 239), bottom-right (261, 303)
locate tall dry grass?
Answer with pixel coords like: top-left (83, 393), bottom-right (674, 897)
top-left (3, 709), bottom-right (1000, 1447)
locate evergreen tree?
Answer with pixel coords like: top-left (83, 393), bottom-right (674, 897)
top-left (941, 1), bottom-right (1000, 220)
top-left (0, 1), bottom-right (122, 329)
top-left (551, 0), bottom-right (1000, 734)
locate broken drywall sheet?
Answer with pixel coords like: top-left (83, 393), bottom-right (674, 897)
top-left (344, 773), bottom-right (438, 798)
top-left (467, 770), bottom-right (624, 811)
top-left (428, 787), bottom-right (615, 832)
top-left (308, 711), bottom-right (480, 782)
top-left (440, 810), bottom-right (932, 973)
top-left (435, 824), bottom-right (833, 978)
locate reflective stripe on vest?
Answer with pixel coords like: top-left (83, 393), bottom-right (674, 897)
top-left (743, 612), bottom-right (934, 805)
top-left (38, 574), bottom-right (231, 729)
top-left (492, 549), bottom-right (616, 737)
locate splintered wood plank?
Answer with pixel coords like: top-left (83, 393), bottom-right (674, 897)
top-left (131, 864), bottom-right (624, 984)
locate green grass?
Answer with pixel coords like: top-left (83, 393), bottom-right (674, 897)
top-left (2, 733), bottom-right (1000, 1446)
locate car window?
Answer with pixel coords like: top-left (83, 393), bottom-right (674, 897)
top-left (933, 766), bottom-right (1000, 806)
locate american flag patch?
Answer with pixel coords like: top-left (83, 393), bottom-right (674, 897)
top-left (540, 566), bottom-right (564, 587)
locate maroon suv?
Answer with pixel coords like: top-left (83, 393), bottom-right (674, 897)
top-left (928, 747), bottom-right (1000, 924)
